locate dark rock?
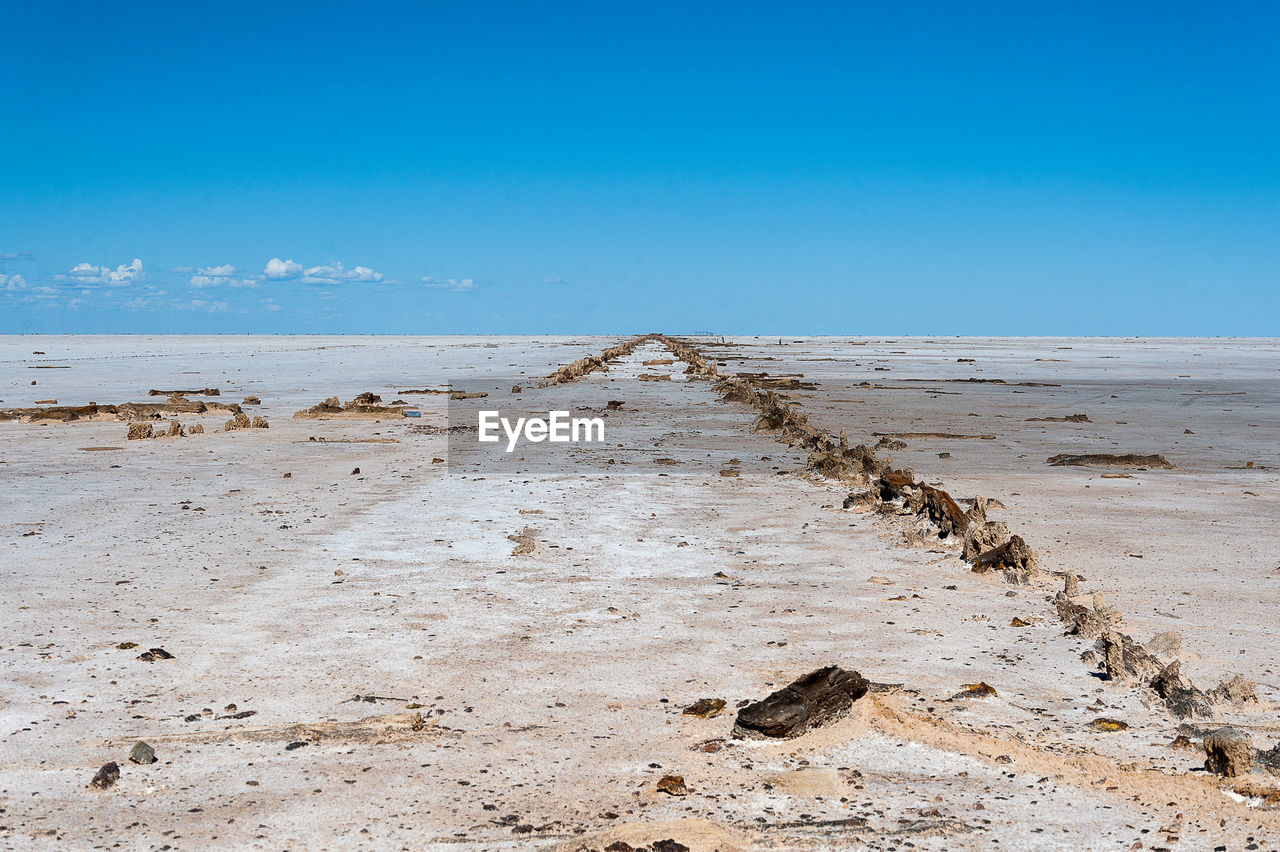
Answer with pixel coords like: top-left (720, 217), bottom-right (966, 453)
top-left (733, 666), bottom-right (868, 739)
top-left (90, 762), bottom-right (120, 790)
top-left (137, 647), bottom-right (174, 662)
top-left (128, 742), bottom-right (156, 765)
top-left (651, 841), bottom-right (692, 852)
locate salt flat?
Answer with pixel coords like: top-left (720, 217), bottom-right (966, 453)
top-left (1, 335), bottom-right (1278, 850)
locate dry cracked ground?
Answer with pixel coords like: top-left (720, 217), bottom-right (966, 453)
top-left (1, 334), bottom-right (1278, 851)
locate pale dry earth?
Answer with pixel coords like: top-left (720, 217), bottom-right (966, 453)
top-left (1, 335), bottom-right (1278, 851)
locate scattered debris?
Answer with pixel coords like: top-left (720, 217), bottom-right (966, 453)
top-left (137, 648), bottom-right (174, 662)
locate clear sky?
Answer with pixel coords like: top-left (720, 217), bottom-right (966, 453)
top-left (2, 1), bottom-right (1277, 335)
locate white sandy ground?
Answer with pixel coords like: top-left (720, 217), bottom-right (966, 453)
top-left (0, 335), bottom-right (1277, 850)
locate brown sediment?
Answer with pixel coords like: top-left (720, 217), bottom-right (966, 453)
top-left (1047, 453), bottom-right (1174, 469)
top-left (1028, 413), bottom-right (1091, 422)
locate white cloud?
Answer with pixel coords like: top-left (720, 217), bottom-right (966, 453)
top-left (190, 264), bottom-right (236, 288)
top-left (422, 276), bottom-right (476, 292)
top-left (186, 264), bottom-right (258, 289)
top-left (1, 273), bottom-right (28, 290)
top-left (302, 262), bottom-right (385, 284)
top-left (542, 276), bottom-right (566, 285)
top-left (264, 257), bottom-right (304, 280)
top-left (58, 258), bottom-right (144, 286)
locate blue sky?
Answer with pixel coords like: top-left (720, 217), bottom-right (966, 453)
top-left (2, 1), bottom-right (1277, 335)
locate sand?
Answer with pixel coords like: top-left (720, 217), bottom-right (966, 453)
top-left (1, 334), bottom-right (1278, 850)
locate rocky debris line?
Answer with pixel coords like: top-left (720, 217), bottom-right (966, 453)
top-left (1, 397), bottom-right (241, 423)
top-left (646, 337), bottom-right (1271, 755)
top-left (1047, 453), bottom-right (1174, 469)
top-left (733, 666), bottom-right (868, 739)
top-left (1053, 575), bottom-right (1257, 722)
top-left (225, 412), bottom-right (269, 431)
top-left (148, 387), bottom-right (220, 396)
top-left (294, 392), bottom-right (407, 419)
top-left (540, 335), bottom-right (661, 386)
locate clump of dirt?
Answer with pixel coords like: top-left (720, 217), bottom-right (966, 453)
top-left (225, 412), bottom-right (252, 431)
top-left (638, 373), bottom-right (671, 382)
top-left (1047, 453), bottom-right (1174, 469)
top-left (242, 395), bottom-right (261, 405)
top-left (508, 527), bottom-right (538, 556)
top-left (126, 423), bottom-right (154, 440)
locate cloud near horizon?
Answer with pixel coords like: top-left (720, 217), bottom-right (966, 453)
top-left (422, 276), bottom-right (476, 292)
top-left (302, 262), bottom-right (385, 284)
top-left (57, 258), bottom-right (144, 286)
top-left (190, 264), bottom-right (257, 288)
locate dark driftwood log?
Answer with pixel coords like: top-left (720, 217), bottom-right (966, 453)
top-left (733, 666), bottom-right (868, 739)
